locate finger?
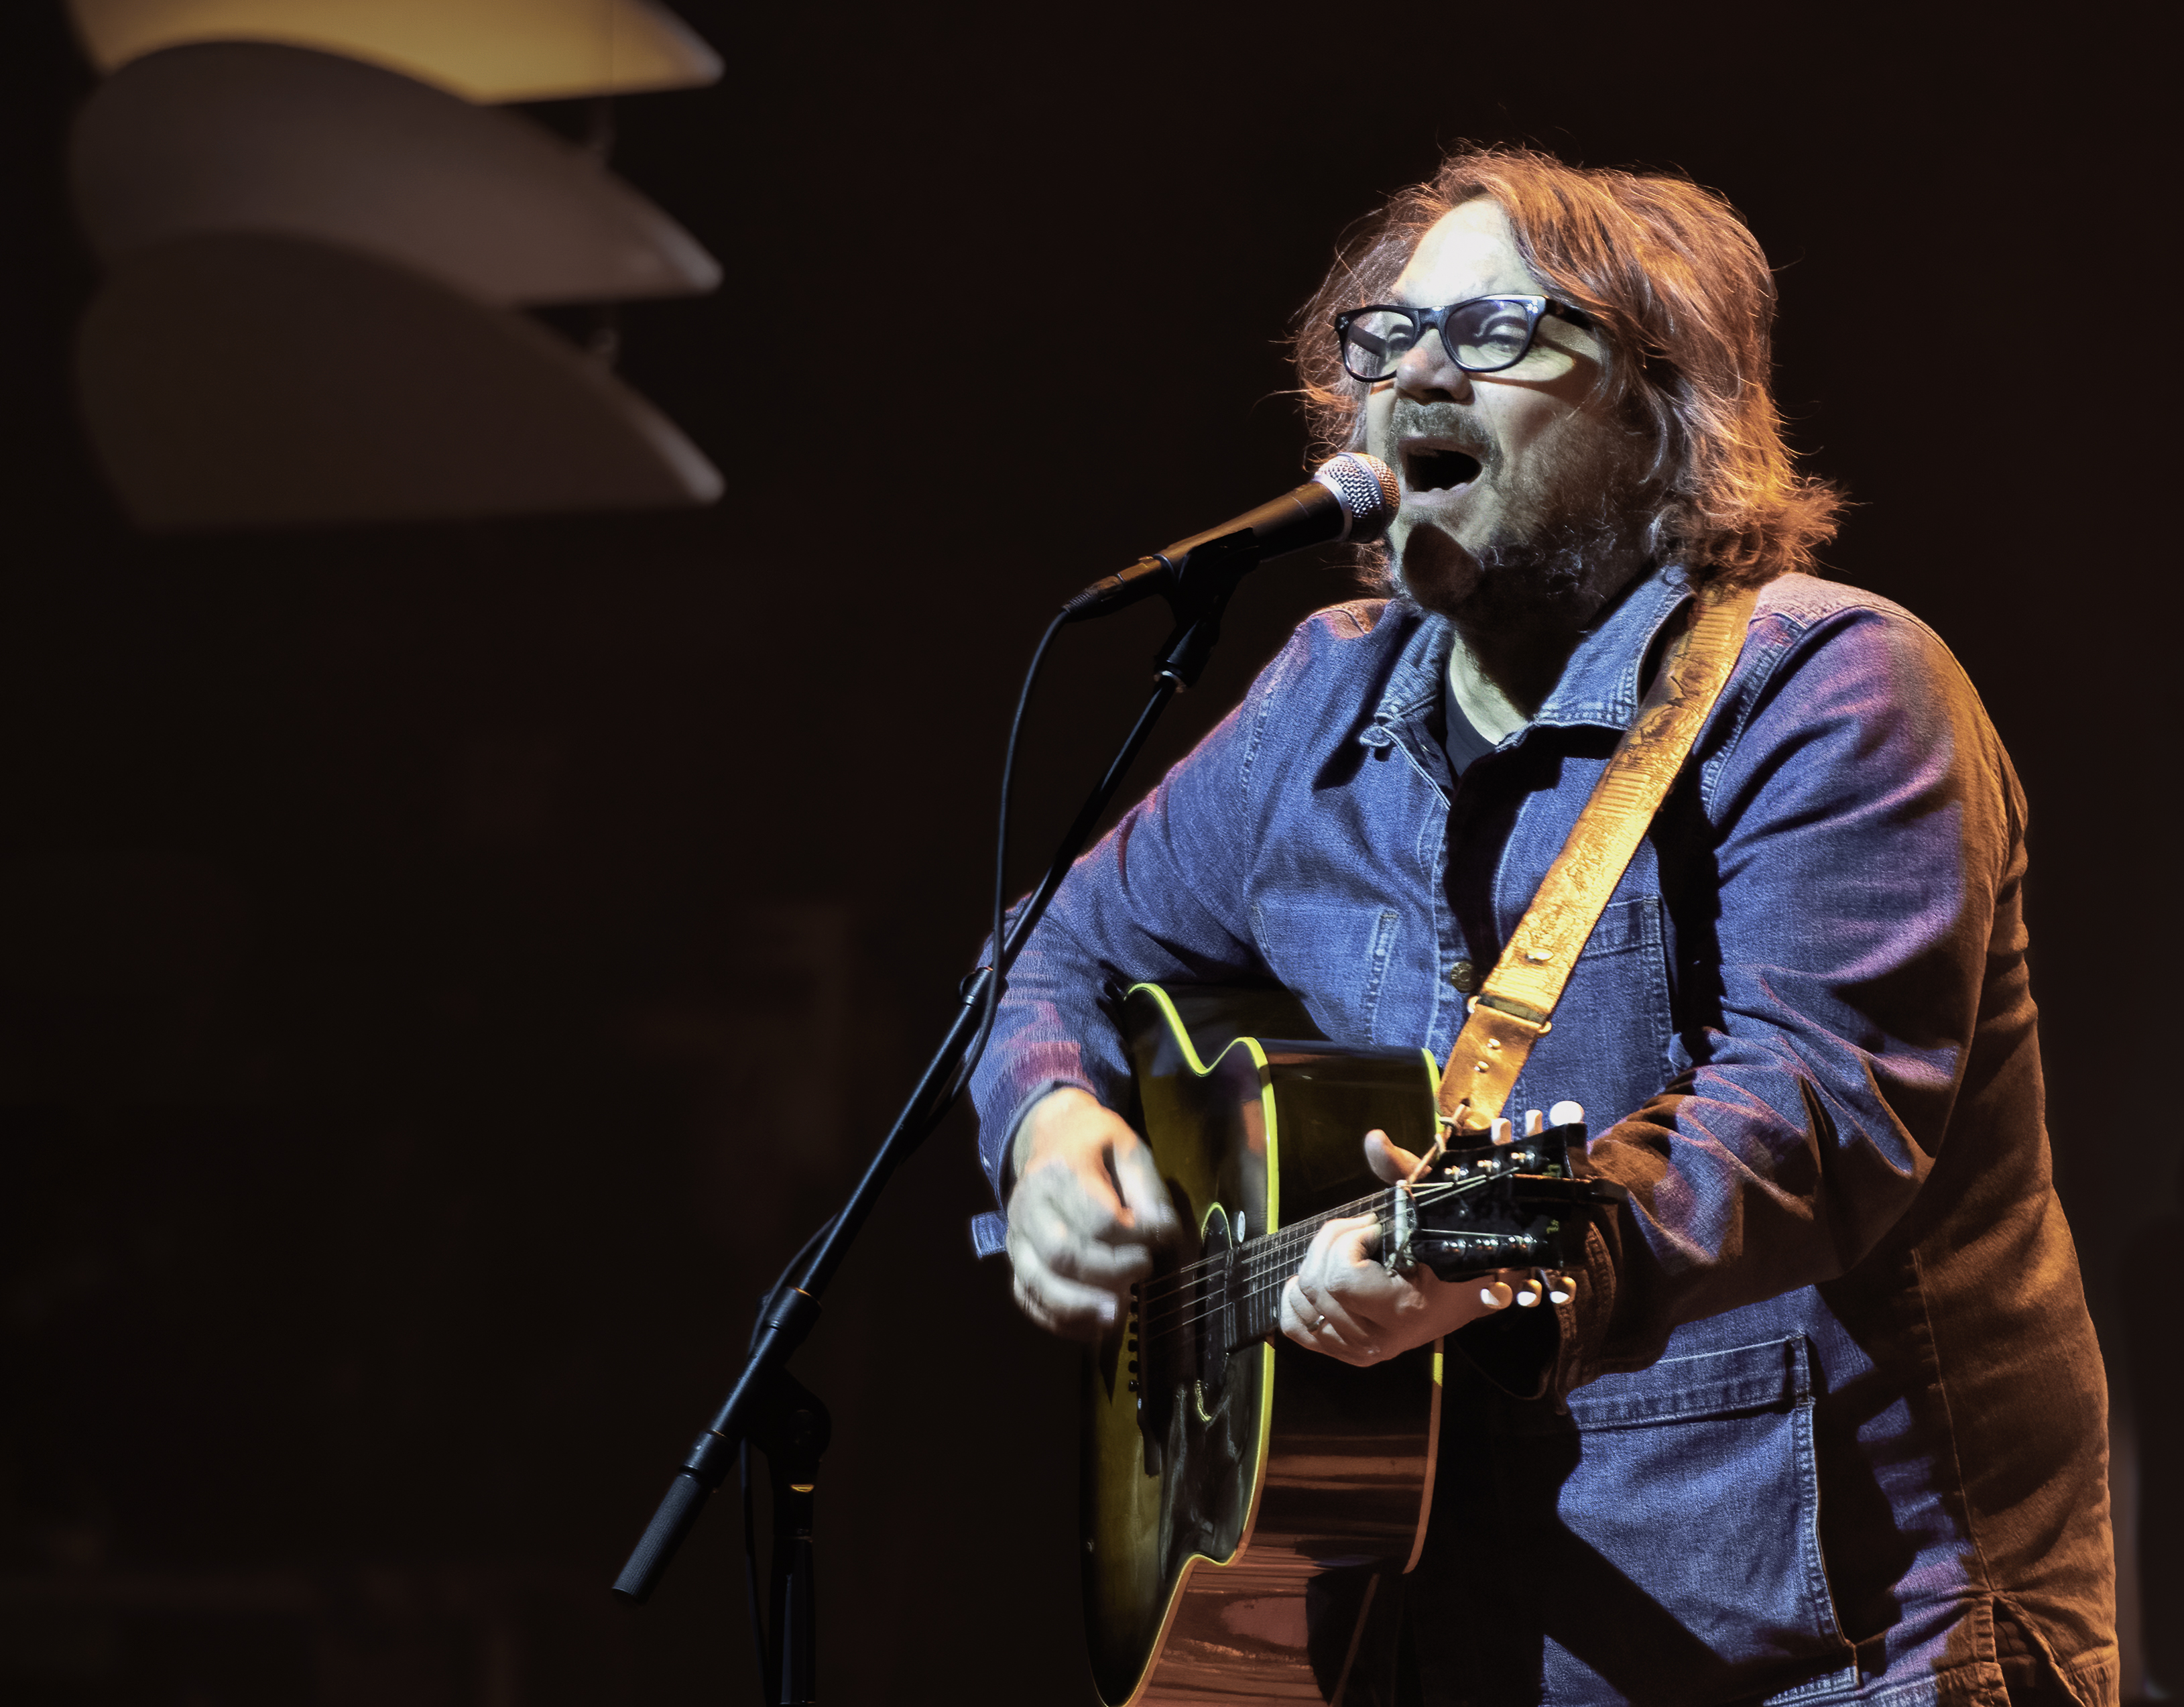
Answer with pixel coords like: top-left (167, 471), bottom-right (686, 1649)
top-left (1299, 1214), bottom-right (1386, 1307)
top-left (1016, 1159), bottom-right (1146, 1256)
top-left (1278, 1275), bottom-right (1320, 1348)
top-left (1008, 1232), bottom-right (1126, 1340)
top-left (1296, 1221), bottom-right (1409, 1340)
top-left (1299, 1214), bottom-right (1382, 1283)
top-left (1009, 1218), bottom-right (1127, 1314)
top-left (1109, 1134), bottom-right (1185, 1245)
top-left (1287, 1273), bottom-right (1388, 1366)
top-left (1323, 1211), bottom-right (1384, 1269)
top-left (1281, 1274), bottom-right (1369, 1350)
top-left (1287, 1263), bottom-right (1373, 1346)
top-left (1039, 1232), bottom-right (1155, 1289)
top-left (1363, 1129), bottom-right (1424, 1184)
top-left (1010, 1271), bottom-right (1117, 1342)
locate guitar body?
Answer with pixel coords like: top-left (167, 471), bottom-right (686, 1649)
top-left (1081, 984), bottom-right (1451, 1706)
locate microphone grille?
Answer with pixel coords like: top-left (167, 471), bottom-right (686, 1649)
top-left (1313, 452), bottom-right (1400, 541)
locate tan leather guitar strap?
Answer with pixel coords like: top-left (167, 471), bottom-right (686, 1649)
top-left (1435, 583), bottom-right (1759, 1136)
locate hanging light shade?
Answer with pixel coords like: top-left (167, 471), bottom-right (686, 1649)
top-left (78, 231), bottom-right (725, 532)
top-left (67, 0), bottom-right (722, 103)
top-left (73, 44), bottom-right (720, 305)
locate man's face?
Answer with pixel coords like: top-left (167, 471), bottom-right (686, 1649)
top-left (1366, 200), bottom-right (1644, 624)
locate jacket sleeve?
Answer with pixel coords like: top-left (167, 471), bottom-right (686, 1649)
top-left (1549, 598), bottom-right (2027, 1389)
top-left (966, 632), bottom-right (1311, 1208)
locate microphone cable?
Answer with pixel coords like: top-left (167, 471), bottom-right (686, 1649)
top-left (735, 603), bottom-right (1067, 1704)
top-left (957, 605), bottom-right (1073, 1102)
top-left (959, 451), bottom-right (1394, 1097)
top-left (718, 454), bottom-right (1396, 1697)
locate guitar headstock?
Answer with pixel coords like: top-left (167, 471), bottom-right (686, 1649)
top-left (1437, 1100), bottom-right (1585, 1179)
top-left (1386, 1102), bottom-right (1626, 1293)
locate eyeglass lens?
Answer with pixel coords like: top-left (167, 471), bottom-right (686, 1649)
top-left (1341, 298), bottom-right (1542, 382)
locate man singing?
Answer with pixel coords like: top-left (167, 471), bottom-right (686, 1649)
top-left (969, 147), bottom-right (2115, 1706)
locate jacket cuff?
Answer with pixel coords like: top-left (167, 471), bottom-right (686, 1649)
top-left (987, 1072), bottom-right (1099, 1210)
top-left (1551, 1221), bottom-right (1622, 1403)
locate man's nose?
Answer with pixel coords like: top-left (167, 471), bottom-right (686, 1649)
top-left (1394, 331), bottom-right (1471, 403)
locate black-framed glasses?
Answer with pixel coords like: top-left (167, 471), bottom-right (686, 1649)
top-left (1333, 295), bottom-right (1594, 384)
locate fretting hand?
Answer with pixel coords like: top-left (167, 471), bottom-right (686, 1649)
top-left (1277, 1129), bottom-right (1526, 1366)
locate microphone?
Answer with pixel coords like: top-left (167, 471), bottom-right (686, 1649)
top-left (1062, 452), bottom-right (1398, 623)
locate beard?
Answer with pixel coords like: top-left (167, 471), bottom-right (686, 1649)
top-left (1384, 407), bottom-right (1654, 642)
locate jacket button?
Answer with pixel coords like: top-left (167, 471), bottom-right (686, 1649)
top-left (1448, 959), bottom-right (1477, 992)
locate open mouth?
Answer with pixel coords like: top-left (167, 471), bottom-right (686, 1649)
top-left (1404, 447), bottom-right (1482, 491)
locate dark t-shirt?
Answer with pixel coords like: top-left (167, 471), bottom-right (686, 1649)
top-left (1441, 679), bottom-right (1498, 776)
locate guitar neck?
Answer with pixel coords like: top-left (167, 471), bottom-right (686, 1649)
top-left (1137, 1131), bottom-right (1593, 1358)
top-left (1222, 1187), bottom-right (1399, 1346)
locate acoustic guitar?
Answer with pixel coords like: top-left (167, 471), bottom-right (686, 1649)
top-left (1081, 982), bottom-right (1625, 1706)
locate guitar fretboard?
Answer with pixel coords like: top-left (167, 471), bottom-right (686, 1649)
top-left (1138, 1176), bottom-right (1508, 1352)
top-left (1130, 1130), bottom-right (1585, 1361)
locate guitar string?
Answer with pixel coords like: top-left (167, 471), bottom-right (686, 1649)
top-left (1134, 1176), bottom-right (1488, 1326)
top-left (1143, 1230), bottom-right (1539, 1350)
top-left (1148, 1191), bottom-right (1396, 1319)
top-left (1132, 1167), bottom-right (1510, 1313)
top-left (1142, 1201), bottom-right (1508, 1346)
top-left (1134, 1177), bottom-right (1459, 1317)
top-left (1140, 1168), bottom-right (1545, 1340)
top-left (1136, 1171), bottom-right (1511, 1346)
top-left (1131, 1155), bottom-right (1540, 1307)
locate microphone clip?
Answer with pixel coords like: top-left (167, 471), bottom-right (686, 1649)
top-left (1150, 530), bottom-right (1259, 691)
top-left (1061, 526), bottom-right (1256, 628)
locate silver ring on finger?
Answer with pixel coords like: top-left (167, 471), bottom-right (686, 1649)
top-left (1311, 1313), bottom-right (1331, 1333)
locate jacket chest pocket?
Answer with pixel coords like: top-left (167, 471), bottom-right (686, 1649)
top-left (1533, 1336), bottom-right (1847, 1703)
top-left (1247, 895), bottom-right (1404, 1047)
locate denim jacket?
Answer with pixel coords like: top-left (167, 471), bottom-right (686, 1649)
top-left (970, 566), bottom-right (2115, 1706)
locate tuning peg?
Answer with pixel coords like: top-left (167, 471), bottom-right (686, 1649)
top-left (1524, 1109), bottom-right (1544, 1136)
top-left (1514, 1275), bottom-right (1544, 1307)
top-left (1490, 1116), bottom-right (1514, 1145)
top-left (1546, 1271), bottom-right (1575, 1305)
top-left (1549, 1100), bottom-right (1585, 1128)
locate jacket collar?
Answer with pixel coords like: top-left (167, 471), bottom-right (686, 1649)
top-left (1366, 564), bottom-right (1697, 748)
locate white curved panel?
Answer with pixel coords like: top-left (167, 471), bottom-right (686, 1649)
top-left (74, 44), bottom-right (719, 305)
top-left (68, 0), bottom-right (722, 102)
top-left (78, 232), bottom-right (724, 532)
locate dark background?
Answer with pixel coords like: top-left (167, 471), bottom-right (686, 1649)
top-left (0, 3), bottom-right (2171, 1702)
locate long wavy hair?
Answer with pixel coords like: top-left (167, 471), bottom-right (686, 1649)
top-left (1294, 147), bottom-right (1842, 589)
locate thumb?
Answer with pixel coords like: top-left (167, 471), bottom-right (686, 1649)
top-left (1111, 1136), bottom-right (1183, 1244)
top-left (1363, 1128), bottom-right (1425, 1184)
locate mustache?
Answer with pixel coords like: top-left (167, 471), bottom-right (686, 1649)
top-left (1390, 402), bottom-right (1496, 465)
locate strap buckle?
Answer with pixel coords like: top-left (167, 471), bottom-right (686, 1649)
top-left (1465, 992), bottom-right (1553, 1035)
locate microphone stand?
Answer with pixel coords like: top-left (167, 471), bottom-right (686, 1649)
top-left (611, 530), bottom-right (1264, 1700)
